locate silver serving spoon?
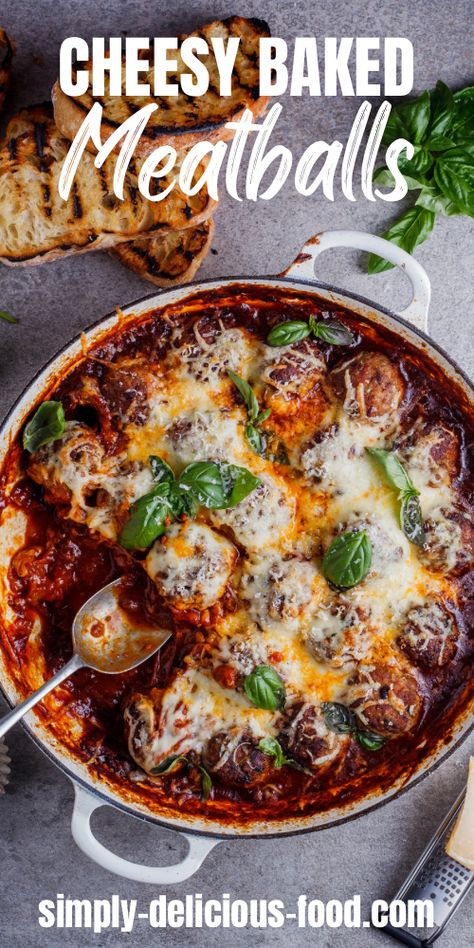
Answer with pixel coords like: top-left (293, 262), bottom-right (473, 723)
top-left (0, 578), bottom-right (172, 739)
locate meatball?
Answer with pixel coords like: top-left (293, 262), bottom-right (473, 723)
top-left (305, 599), bottom-right (371, 667)
top-left (124, 690), bottom-right (166, 773)
top-left (204, 728), bottom-right (274, 788)
top-left (330, 352), bottom-right (404, 423)
top-left (211, 631), bottom-right (269, 690)
top-left (100, 357), bottom-right (156, 426)
top-left (419, 506), bottom-right (474, 576)
top-left (165, 409), bottom-right (240, 469)
top-left (171, 323), bottom-right (253, 390)
top-left (145, 521), bottom-right (237, 610)
top-left (28, 421), bottom-right (105, 515)
top-left (396, 420), bottom-right (460, 487)
top-left (260, 338), bottom-right (325, 396)
top-left (345, 654), bottom-right (422, 736)
top-left (280, 702), bottom-right (349, 773)
top-left (397, 601), bottom-right (459, 669)
top-left (209, 473), bottom-right (295, 551)
top-left (240, 553), bottom-right (319, 634)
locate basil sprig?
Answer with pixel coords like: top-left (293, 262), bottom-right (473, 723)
top-left (369, 81), bottom-right (474, 272)
top-left (120, 455), bottom-right (260, 550)
top-left (23, 400), bottom-right (66, 452)
top-left (258, 736), bottom-right (312, 775)
top-left (367, 448), bottom-right (426, 547)
top-left (322, 702), bottom-right (386, 752)
top-left (323, 530), bottom-right (372, 589)
top-left (150, 755), bottom-right (213, 801)
top-left (227, 369), bottom-right (271, 455)
top-left (244, 665), bottom-right (286, 711)
top-left (267, 315), bottom-right (355, 348)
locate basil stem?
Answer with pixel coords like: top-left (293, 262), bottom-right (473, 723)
top-left (199, 766), bottom-right (213, 801)
top-left (23, 400), bottom-right (66, 453)
top-left (244, 665), bottom-right (286, 711)
top-left (323, 530), bottom-right (372, 589)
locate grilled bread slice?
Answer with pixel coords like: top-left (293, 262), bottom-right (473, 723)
top-left (0, 104), bottom-right (216, 266)
top-left (111, 219), bottom-right (214, 286)
top-left (52, 16), bottom-right (270, 156)
top-left (0, 29), bottom-right (14, 114)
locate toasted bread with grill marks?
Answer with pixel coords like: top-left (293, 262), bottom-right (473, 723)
top-left (111, 219), bottom-right (214, 286)
top-left (0, 104), bottom-right (216, 266)
top-left (52, 16), bottom-right (270, 157)
top-left (0, 29), bottom-right (14, 114)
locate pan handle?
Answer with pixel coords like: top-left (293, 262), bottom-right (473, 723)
top-left (283, 230), bottom-right (431, 333)
top-left (71, 782), bottom-right (220, 884)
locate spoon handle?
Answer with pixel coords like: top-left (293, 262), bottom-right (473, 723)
top-left (0, 653), bottom-right (83, 739)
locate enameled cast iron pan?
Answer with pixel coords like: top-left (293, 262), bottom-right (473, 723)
top-left (0, 230), bottom-right (472, 883)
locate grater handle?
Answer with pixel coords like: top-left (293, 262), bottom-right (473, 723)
top-left (384, 924), bottom-right (424, 947)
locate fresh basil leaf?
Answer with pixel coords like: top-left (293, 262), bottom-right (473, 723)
top-left (428, 81), bottom-right (455, 139)
top-left (218, 462), bottom-right (261, 507)
top-left (415, 184), bottom-right (462, 216)
top-left (321, 702), bottom-right (356, 735)
top-left (227, 369), bottom-right (259, 422)
top-left (383, 90), bottom-right (431, 146)
top-left (356, 731), bottom-right (386, 752)
top-left (452, 87), bottom-right (474, 142)
top-left (150, 754), bottom-right (188, 775)
top-left (0, 309), bottom-right (18, 323)
top-left (367, 448), bottom-right (416, 495)
top-left (244, 665), bottom-right (286, 711)
top-left (373, 167), bottom-right (425, 191)
top-left (258, 736), bottom-right (287, 769)
top-left (426, 135), bottom-right (456, 152)
top-left (256, 408), bottom-right (271, 425)
top-left (434, 144), bottom-right (474, 216)
top-left (23, 400), bottom-right (66, 452)
top-left (367, 207), bottom-right (436, 274)
top-left (246, 423), bottom-right (265, 455)
top-left (149, 454), bottom-right (175, 485)
top-left (178, 461), bottom-right (226, 509)
top-left (323, 530), bottom-right (372, 589)
top-left (397, 145), bottom-right (433, 177)
top-left (199, 766), bottom-right (213, 801)
top-left (119, 483), bottom-right (174, 550)
top-left (267, 320), bottom-right (311, 347)
top-left (400, 493), bottom-right (426, 547)
top-left (309, 315), bottom-right (355, 346)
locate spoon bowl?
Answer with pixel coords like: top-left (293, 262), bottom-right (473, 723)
top-left (0, 577), bottom-right (172, 738)
top-left (74, 579), bottom-right (172, 673)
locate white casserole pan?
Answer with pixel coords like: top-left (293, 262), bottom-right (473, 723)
top-left (0, 230), bottom-right (472, 883)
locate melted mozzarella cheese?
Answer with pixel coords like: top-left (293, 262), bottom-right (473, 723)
top-left (25, 319), bottom-right (465, 763)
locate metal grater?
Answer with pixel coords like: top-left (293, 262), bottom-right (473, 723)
top-left (383, 787), bottom-right (473, 947)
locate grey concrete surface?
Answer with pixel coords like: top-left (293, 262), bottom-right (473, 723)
top-left (0, 0), bottom-right (473, 946)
